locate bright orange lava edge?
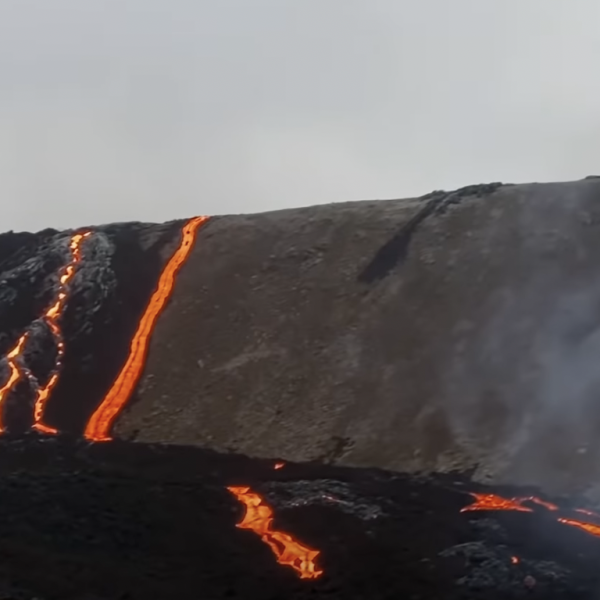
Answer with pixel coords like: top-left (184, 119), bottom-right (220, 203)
top-left (228, 485), bottom-right (323, 579)
top-left (461, 492), bottom-right (600, 539)
top-left (33, 231), bottom-right (92, 433)
top-left (0, 231), bottom-right (92, 433)
top-left (84, 216), bottom-right (209, 442)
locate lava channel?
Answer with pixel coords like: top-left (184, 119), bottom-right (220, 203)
top-left (0, 335), bottom-right (29, 432)
top-left (33, 231), bottom-right (92, 434)
top-left (84, 216), bottom-right (209, 442)
top-left (461, 491), bottom-right (600, 539)
top-left (0, 231), bottom-right (92, 433)
top-left (460, 493), bottom-right (534, 513)
top-left (227, 485), bottom-right (323, 580)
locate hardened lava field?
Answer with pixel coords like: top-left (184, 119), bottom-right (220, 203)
top-left (0, 436), bottom-right (596, 600)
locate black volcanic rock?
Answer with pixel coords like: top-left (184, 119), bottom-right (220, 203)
top-left (0, 437), bottom-right (593, 599)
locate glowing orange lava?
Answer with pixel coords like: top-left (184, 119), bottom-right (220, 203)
top-left (558, 517), bottom-right (600, 538)
top-left (33, 231), bottom-right (92, 434)
top-left (461, 491), bottom-right (600, 540)
top-left (0, 334), bottom-right (29, 432)
top-left (274, 462), bottom-right (285, 470)
top-left (523, 496), bottom-right (559, 511)
top-left (84, 216), bottom-right (209, 442)
top-left (227, 485), bottom-right (323, 579)
top-left (0, 231), bottom-right (92, 433)
top-left (460, 493), bottom-right (533, 513)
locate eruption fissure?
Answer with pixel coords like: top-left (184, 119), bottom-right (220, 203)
top-left (227, 485), bottom-right (323, 580)
top-left (0, 231), bottom-right (92, 433)
top-left (84, 216), bottom-right (209, 442)
top-left (461, 492), bottom-right (600, 539)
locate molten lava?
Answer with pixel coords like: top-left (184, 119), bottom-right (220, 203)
top-left (274, 462), bottom-right (285, 470)
top-left (227, 485), bottom-right (323, 579)
top-left (0, 335), bottom-right (29, 432)
top-left (461, 491), bottom-right (600, 540)
top-left (84, 216), bottom-right (209, 442)
top-left (523, 496), bottom-right (559, 511)
top-left (558, 517), bottom-right (600, 538)
top-left (0, 231), bottom-right (91, 433)
top-left (460, 493), bottom-right (533, 513)
top-left (33, 231), bottom-right (92, 434)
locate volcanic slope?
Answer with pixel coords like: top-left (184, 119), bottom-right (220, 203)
top-left (110, 177), bottom-right (600, 501)
top-left (4, 178), bottom-right (600, 502)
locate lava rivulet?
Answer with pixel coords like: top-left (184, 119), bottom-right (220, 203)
top-left (84, 216), bottom-right (209, 442)
top-left (227, 485), bottom-right (323, 580)
top-left (461, 492), bottom-right (600, 539)
top-left (460, 493), bottom-right (533, 513)
top-left (558, 517), bottom-right (600, 538)
top-left (33, 231), bottom-right (92, 434)
top-left (0, 335), bottom-right (29, 432)
top-left (0, 231), bottom-right (91, 433)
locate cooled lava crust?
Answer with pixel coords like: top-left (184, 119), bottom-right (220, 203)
top-left (0, 436), bottom-right (596, 600)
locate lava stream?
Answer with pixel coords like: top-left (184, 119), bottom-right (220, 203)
top-left (0, 335), bottom-right (29, 432)
top-left (461, 492), bottom-right (600, 539)
top-left (460, 493), bottom-right (533, 513)
top-left (558, 517), bottom-right (600, 538)
top-left (84, 216), bottom-right (209, 442)
top-left (0, 231), bottom-right (91, 433)
top-left (33, 231), bottom-right (92, 433)
top-left (228, 485), bottom-right (323, 580)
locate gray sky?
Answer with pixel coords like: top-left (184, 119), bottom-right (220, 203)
top-left (1, 0), bottom-right (599, 232)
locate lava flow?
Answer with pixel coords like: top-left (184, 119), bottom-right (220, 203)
top-left (461, 491), bottom-right (600, 539)
top-left (84, 216), bottom-right (209, 442)
top-left (0, 231), bottom-right (91, 433)
top-left (33, 231), bottom-right (92, 434)
top-left (460, 493), bottom-right (534, 513)
top-left (227, 485), bottom-right (323, 580)
top-left (0, 335), bottom-right (29, 432)
top-left (558, 517), bottom-right (600, 538)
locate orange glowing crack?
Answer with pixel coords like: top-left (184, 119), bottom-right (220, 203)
top-left (0, 230), bottom-right (91, 433)
top-left (461, 491), bottom-right (600, 540)
top-left (84, 216), bottom-right (209, 442)
top-left (33, 231), bottom-right (92, 434)
top-left (558, 517), bottom-right (600, 538)
top-left (228, 485), bottom-right (323, 580)
top-left (0, 334), bottom-right (29, 432)
top-left (460, 493), bottom-right (533, 513)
